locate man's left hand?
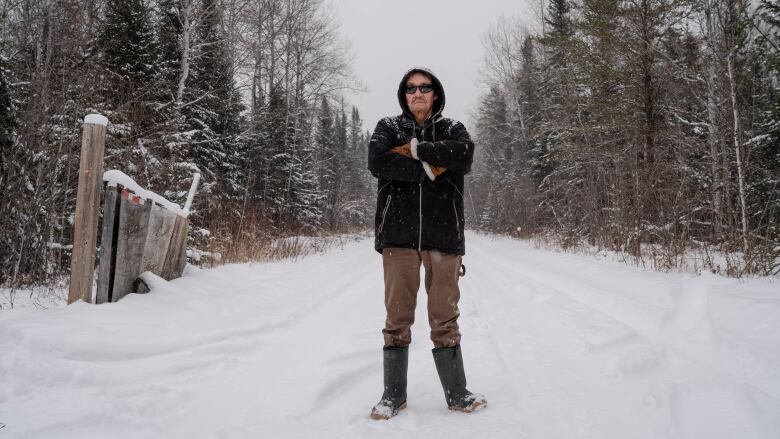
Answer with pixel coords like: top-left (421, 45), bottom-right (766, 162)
top-left (430, 164), bottom-right (447, 177)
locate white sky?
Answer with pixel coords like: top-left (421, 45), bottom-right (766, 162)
top-left (332, 0), bottom-right (537, 132)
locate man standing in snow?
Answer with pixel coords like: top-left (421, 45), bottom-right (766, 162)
top-left (367, 67), bottom-right (485, 420)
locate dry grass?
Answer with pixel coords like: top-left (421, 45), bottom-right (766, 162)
top-left (523, 229), bottom-right (779, 277)
top-left (195, 207), bottom-right (372, 267)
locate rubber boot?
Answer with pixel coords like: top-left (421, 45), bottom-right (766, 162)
top-left (370, 346), bottom-right (408, 420)
top-left (432, 345), bottom-right (487, 412)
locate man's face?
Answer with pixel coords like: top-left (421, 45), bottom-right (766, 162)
top-left (405, 73), bottom-right (437, 117)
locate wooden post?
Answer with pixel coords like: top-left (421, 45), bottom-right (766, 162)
top-left (111, 190), bottom-right (152, 302)
top-left (68, 114), bottom-right (108, 304)
top-left (140, 204), bottom-right (177, 275)
top-left (161, 215), bottom-right (189, 280)
top-left (96, 184), bottom-right (121, 304)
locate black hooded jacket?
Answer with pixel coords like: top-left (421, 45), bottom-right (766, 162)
top-left (368, 67), bottom-right (475, 255)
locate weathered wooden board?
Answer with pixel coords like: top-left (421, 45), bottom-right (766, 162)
top-left (96, 185), bottom-right (121, 304)
top-left (161, 215), bottom-right (188, 280)
top-left (111, 190), bottom-right (152, 302)
top-left (139, 203), bottom-right (177, 280)
top-left (67, 121), bottom-right (106, 304)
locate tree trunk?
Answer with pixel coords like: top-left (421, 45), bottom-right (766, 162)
top-left (176, 0), bottom-right (193, 108)
top-left (727, 50), bottom-right (749, 253)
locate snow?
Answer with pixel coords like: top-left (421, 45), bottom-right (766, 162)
top-left (137, 271), bottom-right (168, 291)
top-left (84, 113), bottom-right (109, 127)
top-left (103, 169), bottom-right (187, 216)
top-left (186, 248), bottom-right (222, 263)
top-left (1, 232), bottom-right (779, 438)
top-left (0, 280), bottom-right (68, 310)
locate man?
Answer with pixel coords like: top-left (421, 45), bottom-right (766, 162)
top-left (367, 67), bottom-right (486, 420)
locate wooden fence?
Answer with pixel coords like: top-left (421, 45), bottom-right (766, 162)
top-left (68, 114), bottom-right (198, 304)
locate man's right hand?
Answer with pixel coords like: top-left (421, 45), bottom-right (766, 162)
top-left (391, 144), bottom-right (413, 158)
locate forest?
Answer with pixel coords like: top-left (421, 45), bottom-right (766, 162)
top-left (1, 0), bottom-right (778, 287)
top-left (0, 0), bottom-right (374, 286)
top-left (470, 0), bottom-right (779, 275)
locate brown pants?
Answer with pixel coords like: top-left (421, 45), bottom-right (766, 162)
top-left (382, 247), bottom-right (462, 348)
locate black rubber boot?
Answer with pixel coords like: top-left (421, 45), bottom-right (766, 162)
top-left (370, 346), bottom-right (409, 420)
top-left (432, 345), bottom-right (487, 412)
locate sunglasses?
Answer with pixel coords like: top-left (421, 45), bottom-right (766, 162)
top-left (404, 84), bottom-right (434, 94)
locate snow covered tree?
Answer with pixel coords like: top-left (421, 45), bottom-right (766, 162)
top-left (101, 0), bottom-right (158, 104)
top-left (0, 0), bottom-right (378, 282)
top-left (0, 54), bottom-right (14, 194)
top-left (341, 105), bottom-right (372, 228)
top-left (156, 0), bottom-right (183, 103)
top-left (543, 0), bottom-right (574, 67)
top-left (471, 0), bottom-right (779, 272)
top-left (316, 96), bottom-right (337, 226)
top-left (184, 0), bottom-right (244, 212)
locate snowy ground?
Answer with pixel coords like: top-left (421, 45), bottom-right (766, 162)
top-left (0, 281), bottom-right (67, 310)
top-left (1, 232), bottom-right (779, 438)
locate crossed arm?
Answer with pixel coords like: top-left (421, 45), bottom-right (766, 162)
top-left (367, 119), bottom-right (474, 182)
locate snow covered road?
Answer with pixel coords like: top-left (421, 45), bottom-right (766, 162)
top-left (2, 233), bottom-right (779, 438)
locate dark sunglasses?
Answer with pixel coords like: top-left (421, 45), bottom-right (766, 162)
top-left (404, 84), bottom-right (434, 94)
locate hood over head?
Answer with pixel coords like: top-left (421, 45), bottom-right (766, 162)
top-left (397, 67), bottom-right (445, 122)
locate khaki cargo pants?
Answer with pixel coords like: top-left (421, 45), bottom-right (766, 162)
top-left (382, 247), bottom-right (462, 348)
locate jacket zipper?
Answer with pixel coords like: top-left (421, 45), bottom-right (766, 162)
top-left (453, 199), bottom-right (462, 240)
top-left (418, 182), bottom-right (422, 250)
top-left (379, 194), bottom-right (392, 234)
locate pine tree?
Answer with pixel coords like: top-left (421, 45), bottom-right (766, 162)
top-left (517, 37), bottom-right (550, 187)
top-left (476, 86), bottom-right (518, 232)
top-left (101, 0), bottom-right (158, 103)
top-left (544, 0), bottom-right (574, 67)
top-left (750, 0), bottom-right (780, 255)
top-left (756, 1), bottom-right (780, 157)
top-left (538, 0), bottom-right (576, 209)
top-left (156, 0), bottom-right (183, 102)
top-left (0, 55), bottom-right (14, 194)
top-left (344, 105), bottom-right (371, 227)
top-left (186, 0), bottom-right (244, 198)
top-left (316, 96), bottom-right (337, 226)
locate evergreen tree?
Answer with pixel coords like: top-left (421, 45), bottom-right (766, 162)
top-left (316, 96), bottom-right (337, 226)
top-left (756, 1), bottom-right (780, 157)
top-left (344, 105), bottom-right (371, 227)
top-left (751, 0), bottom-right (780, 254)
top-left (517, 37), bottom-right (550, 188)
top-left (537, 0), bottom-right (577, 217)
top-left (476, 86), bottom-right (517, 232)
top-left (156, 0), bottom-right (183, 102)
top-left (186, 0), bottom-right (244, 198)
top-left (101, 0), bottom-right (158, 102)
top-left (0, 55), bottom-right (14, 194)
top-left (544, 0), bottom-right (574, 67)
top-left (258, 87), bottom-right (291, 222)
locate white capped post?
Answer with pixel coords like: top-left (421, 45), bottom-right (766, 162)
top-left (183, 172), bottom-right (201, 216)
top-left (68, 114), bottom-right (109, 304)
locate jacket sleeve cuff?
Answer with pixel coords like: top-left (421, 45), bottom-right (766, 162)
top-left (421, 161), bottom-right (436, 181)
top-left (410, 138), bottom-right (420, 160)
top-left (414, 140), bottom-right (433, 161)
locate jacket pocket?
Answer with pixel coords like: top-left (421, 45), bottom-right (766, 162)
top-left (379, 194), bottom-right (392, 234)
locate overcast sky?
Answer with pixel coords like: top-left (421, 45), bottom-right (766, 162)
top-left (333, 0), bottom-right (537, 132)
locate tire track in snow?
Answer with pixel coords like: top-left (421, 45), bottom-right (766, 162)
top-left (467, 235), bottom-right (780, 438)
top-left (465, 240), bottom-right (620, 439)
top-left (473, 240), bottom-right (780, 403)
top-left (159, 244), bottom-right (385, 436)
